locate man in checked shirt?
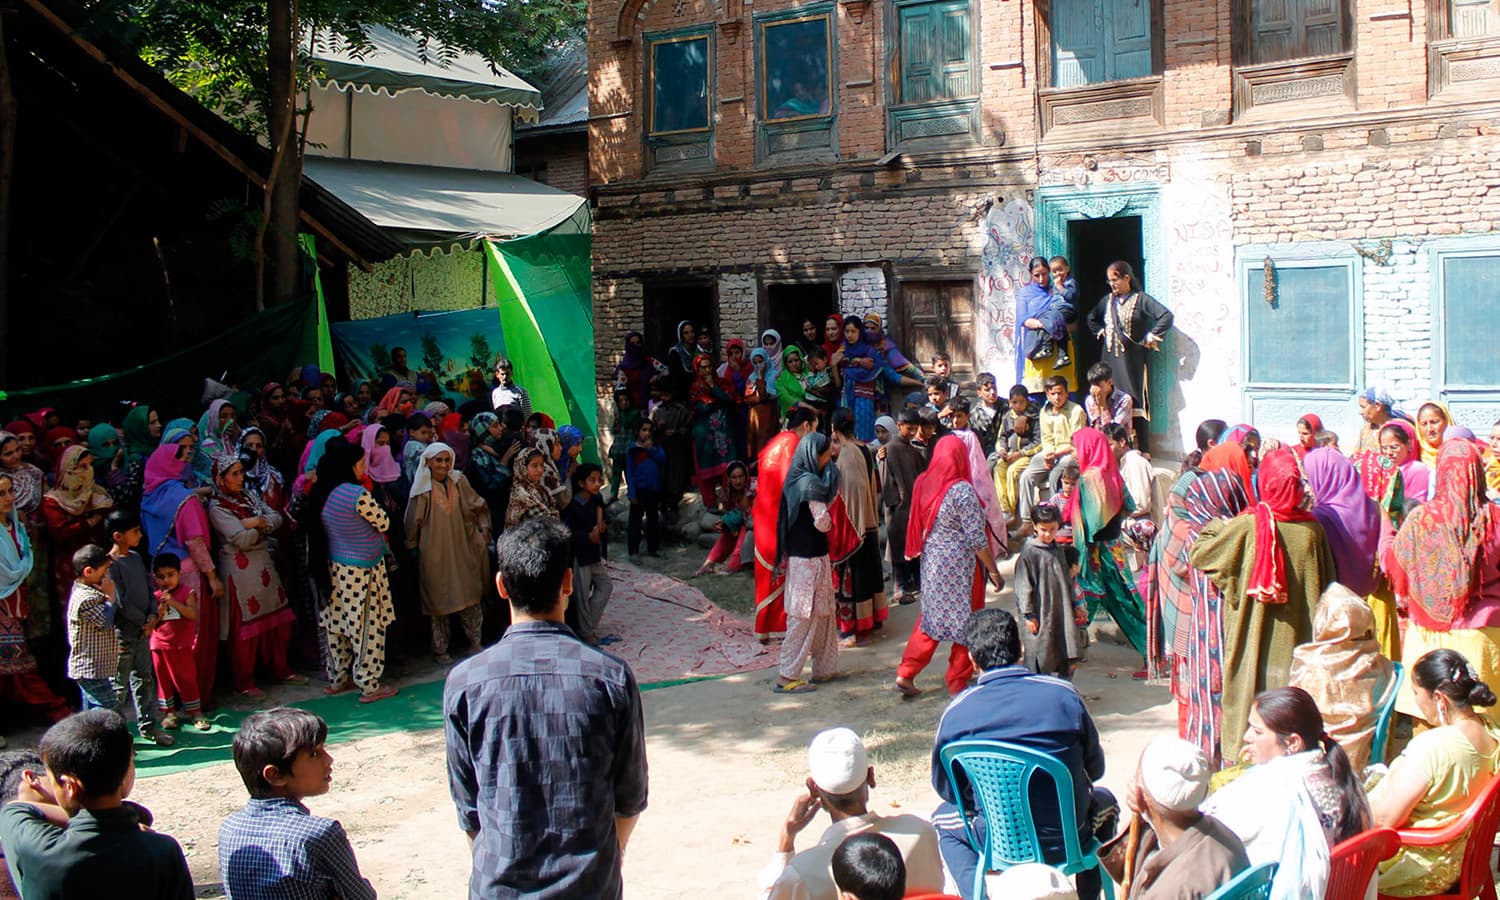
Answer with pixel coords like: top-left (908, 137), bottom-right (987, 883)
top-left (444, 517), bottom-right (649, 899)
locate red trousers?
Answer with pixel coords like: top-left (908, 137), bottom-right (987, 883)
top-left (189, 573), bottom-right (218, 704)
top-left (0, 671), bottom-right (72, 722)
top-left (230, 621), bottom-right (293, 693)
top-left (898, 624), bottom-right (975, 695)
top-left (153, 646), bottom-right (202, 714)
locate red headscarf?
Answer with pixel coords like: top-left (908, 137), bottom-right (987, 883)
top-left (41, 426), bottom-right (78, 472)
top-left (1241, 447), bottom-right (1316, 604)
top-left (1391, 440), bottom-right (1494, 630)
top-left (1294, 413), bottom-right (1323, 460)
top-left (1064, 427), bottom-right (1124, 532)
top-left (1200, 442), bottom-right (1255, 500)
top-left (905, 435), bottom-right (971, 560)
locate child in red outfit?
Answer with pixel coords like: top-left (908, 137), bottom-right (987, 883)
top-left (149, 553), bottom-right (211, 731)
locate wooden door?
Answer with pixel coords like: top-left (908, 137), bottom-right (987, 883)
top-left (900, 280), bottom-right (975, 386)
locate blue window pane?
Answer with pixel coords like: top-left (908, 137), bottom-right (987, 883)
top-left (1247, 264), bottom-right (1350, 385)
top-left (763, 17), bottom-right (831, 121)
top-left (651, 37), bottom-right (710, 134)
top-left (1443, 255), bottom-right (1500, 386)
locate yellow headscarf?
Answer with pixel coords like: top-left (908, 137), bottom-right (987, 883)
top-left (1416, 401), bottom-right (1452, 468)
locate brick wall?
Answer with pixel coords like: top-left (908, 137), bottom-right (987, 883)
top-left (838, 266), bottom-right (887, 319)
top-left (717, 273), bottom-right (758, 339)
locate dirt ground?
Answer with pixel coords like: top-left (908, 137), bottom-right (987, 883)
top-left (124, 552), bottom-right (1177, 899)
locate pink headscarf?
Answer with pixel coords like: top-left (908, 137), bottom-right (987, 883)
top-left (956, 429), bottom-right (1006, 552)
top-left (361, 425), bottom-right (402, 485)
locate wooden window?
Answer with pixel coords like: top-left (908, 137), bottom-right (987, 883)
top-left (1237, 0), bottom-right (1350, 65)
top-left (1437, 254), bottom-right (1500, 388)
top-left (1050, 0), bottom-right (1154, 87)
top-left (648, 33), bottom-right (712, 135)
top-left (899, 280), bottom-right (975, 385)
top-left (1244, 261), bottom-right (1354, 388)
top-left (1449, 0), bottom-right (1500, 38)
top-left (897, 0), bottom-right (974, 103)
top-left (761, 14), bottom-right (833, 122)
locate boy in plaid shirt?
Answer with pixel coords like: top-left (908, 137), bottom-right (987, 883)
top-left (65, 545), bottom-right (118, 712)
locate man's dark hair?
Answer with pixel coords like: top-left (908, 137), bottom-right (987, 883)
top-left (38, 710), bottom-right (133, 798)
top-left (233, 708), bottom-right (329, 798)
top-left (104, 509), bottom-right (140, 538)
top-left (72, 543), bottom-right (109, 575)
top-left (526, 412), bottom-right (545, 429)
top-left (931, 351), bottom-right (950, 363)
top-left (965, 608), bottom-right (1022, 671)
top-left (1008, 384), bottom-right (1030, 401)
top-left (1043, 375), bottom-right (1070, 393)
top-left (1086, 362), bottom-right (1115, 386)
top-left (407, 412), bottom-right (432, 431)
top-left (1102, 422), bottom-right (1130, 444)
top-left (809, 346), bottom-right (829, 361)
top-left (1315, 429), bottom-right (1339, 447)
top-left (569, 462), bottom-right (603, 493)
top-left (152, 552), bottom-right (182, 573)
top-left (897, 408), bottom-right (924, 427)
top-left (831, 833), bottom-right (906, 900)
top-left (976, 372), bottom-right (996, 388)
top-left (0, 749), bottom-right (43, 802)
top-left (948, 396), bottom-right (971, 415)
top-left (924, 375), bottom-right (948, 392)
top-left (786, 407), bottom-right (819, 430)
top-left (917, 408), bottom-right (939, 428)
top-left (496, 517), bottom-right (574, 615)
top-left (500, 406), bottom-right (526, 431)
top-left (1030, 504), bottom-right (1063, 526)
top-left (831, 408), bottom-right (857, 437)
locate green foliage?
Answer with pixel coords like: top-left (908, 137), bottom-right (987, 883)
top-left (84, 0), bottom-right (585, 139)
top-left (369, 342), bottom-right (392, 373)
top-left (420, 332), bottom-right (444, 374)
top-left (469, 332), bottom-right (494, 370)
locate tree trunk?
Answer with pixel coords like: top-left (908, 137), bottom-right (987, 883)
top-left (0, 15), bottom-right (17, 384)
top-left (265, 0), bottom-right (301, 307)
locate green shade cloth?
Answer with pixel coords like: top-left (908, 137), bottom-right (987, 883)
top-left (310, 25), bottom-right (542, 118)
top-left (136, 673), bottom-right (727, 778)
top-left (302, 158), bottom-right (584, 245)
top-left (301, 234), bottom-right (337, 375)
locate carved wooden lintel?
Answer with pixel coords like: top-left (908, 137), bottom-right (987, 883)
top-left (717, 18), bottom-right (743, 43)
top-left (840, 0), bottom-right (872, 23)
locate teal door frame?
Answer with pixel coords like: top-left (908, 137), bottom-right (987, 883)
top-left (1034, 182), bottom-right (1170, 433)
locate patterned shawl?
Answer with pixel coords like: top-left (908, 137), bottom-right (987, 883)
top-left (905, 435), bottom-right (969, 560)
top-left (1065, 427), bottom-right (1125, 540)
top-left (1392, 440), bottom-right (1493, 631)
top-left (1241, 448), bottom-right (1317, 604)
top-left (44, 445), bottom-right (113, 517)
top-left (0, 433), bottom-right (46, 513)
top-left (1148, 468), bottom-right (1251, 662)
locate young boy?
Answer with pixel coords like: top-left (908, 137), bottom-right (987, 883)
top-left (606, 388), bottom-right (640, 506)
top-left (625, 421), bottom-right (666, 559)
top-left (65, 545), bottom-right (118, 712)
top-left (831, 833), bottom-right (907, 900)
top-left (0, 710), bottom-right (194, 899)
top-left (929, 353), bottom-right (960, 401)
top-left (1084, 362), bottom-right (1135, 445)
top-left (148, 554), bottom-right (211, 732)
top-left (563, 464), bottom-right (613, 645)
top-left (802, 348), bottom-right (837, 417)
top-left (218, 708), bottom-right (375, 900)
top-left (1013, 504), bottom-right (1087, 680)
top-left (923, 376), bottom-right (952, 428)
top-left (1048, 256), bottom-right (1078, 367)
top-left (969, 373), bottom-right (1004, 458)
top-left (400, 413), bottom-right (436, 483)
top-left (105, 512), bottom-right (172, 747)
top-left (994, 384), bottom-right (1043, 520)
top-left (1018, 376), bottom-right (1085, 526)
top-left (946, 396), bottom-right (972, 434)
top-left (882, 409), bottom-right (927, 604)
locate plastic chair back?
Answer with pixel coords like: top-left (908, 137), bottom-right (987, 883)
top-left (937, 740), bottom-right (1113, 900)
top-left (1205, 861), bottom-right (1277, 900)
top-left (1370, 662), bottom-right (1404, 766)
top-left (1326, 827), bottom-right (1399, 900)
top-left (1378, 772), bottom-right (1500, 900)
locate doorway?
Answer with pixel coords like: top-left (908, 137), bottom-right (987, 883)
top-left (1066, 215), bottom-right (1145, 381)
top-left (643, 282), bottom-right (718, 363)
top-left (765, 282), bottom-right (836, 351)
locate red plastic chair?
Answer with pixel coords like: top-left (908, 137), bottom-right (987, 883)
top-left (1377, 774), bottom-right (1500, 900)
top-left (1327, 827), bottom-right (1400, 900)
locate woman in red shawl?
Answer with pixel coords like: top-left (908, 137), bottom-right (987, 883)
top-left (1293, 413), bottom-right (1323, 461)
top-left (4, 420), bottom-right (42, 469)
top-left (752, 412), bottom-right (817, 641)
top-left (894, 435), bottom-right (1003, 697)
top-left (40, 445), bottom-right (114, 603)
top-left (1387, 440), bottom-right (1500, 725)
top-left (1191, 447), bottom-right (1335, 762)
top-left (718, 339), bottom-right (753, 461)
top-left (688, 354), bottom-right (735, 503)
top-left (1068, 427), bottom-right (1148, 662)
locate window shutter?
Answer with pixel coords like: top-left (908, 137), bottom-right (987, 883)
top-left (1052, 0), bottom-right (1105, 87)
top-left (1108, 0), bottom-right (1153, 79)
top-left (899, 5), bottom-right (937, 103)
top-left (1301, 0), bottom-right (1343, 56)
top-left (939, 5), bottom-right (972, 98)
top-left (1249, 0), bottom-right (1295, 64)
top-left (1451, 0), bottom-right (1497, 37)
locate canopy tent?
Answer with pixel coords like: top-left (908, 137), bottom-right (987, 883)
top-left (309, 25), bottom-right (542, 121)
top-left (302, 158), bottom-right (587, 247)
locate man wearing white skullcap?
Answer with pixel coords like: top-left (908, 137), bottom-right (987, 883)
top-left (1101, 737), bottom-right (1250, 899)
top-left (759, 727), bottom-right (945, 900)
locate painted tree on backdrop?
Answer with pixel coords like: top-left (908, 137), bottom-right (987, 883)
top-left (70, 0), bottom-right (582, 314)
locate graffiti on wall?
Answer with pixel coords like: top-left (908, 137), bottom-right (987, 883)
top-left (977, 198), bottom-right (1034, 379)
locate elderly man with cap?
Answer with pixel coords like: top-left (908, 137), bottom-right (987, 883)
top-left (490, 358), bottom-right (533, 418)
top-left (759, 727), bottom-right (944, 900)
top-left (1102, 737), bottom-right (1250, 899)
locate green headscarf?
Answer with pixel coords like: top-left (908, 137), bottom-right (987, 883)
top-left (775, 346), bottom-right (808, 419)
top-left (122, 406), bottom-right (157, 463)
top-left (86, 423), bottom-right (121, 463)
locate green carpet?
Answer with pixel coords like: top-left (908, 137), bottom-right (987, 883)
top-left (135, 673), bottom-right (731, 778)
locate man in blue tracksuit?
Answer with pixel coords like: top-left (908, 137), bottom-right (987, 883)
top-left (930, 608), bottom-right (1117, 899)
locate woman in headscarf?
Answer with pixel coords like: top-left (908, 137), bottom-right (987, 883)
top-left (556, 425), bottom-right (584, 491)
top-left (861, 314), bottom-right (923, 383)
top-left (197, 399), bottom-right (240, 485)
top-left (351, 380), bottom-right (374, 418)
top-left (956, 428), bottom-right (1007, 557)
top-left (1289, 583), bottom-right (1396, 770)
top-left (1304, 446), bottom-right (1392, 659)
top-left (141, 443), bottom-right (224, 704)
top-left (1191, 447), bottom-right (1335, 763)
top-left (1293, 413), bottom-right (1324, 462)
top-left (752, 413), bottom-right (810, 642)
top-left (894, 435), bottom-right (1004, 697)
top-left (1015, 256), bottom-right (1078, 393)
top-left (41, 445), bottom-right (114, 604)
top-left (830, 410), bottom-right (886, 646)
top-left (666, 320), bottom-right (699, 398)
top-left (86, 423), bottom-right (126, 497)
top-left (745, 348), bottom-right (779, 460)
top-left (208, 453), bottom-right (300, 699)
top-left (236, 427), bottom-right (286, 514)
top-left (774, 432), bottom-right (845, 693)
top-left (821, 314), bottom-right (845, 360)
top-left (1355, 386), bottom-right (1406, 455)
top-left (1387, 440), bottom-right (1500, 726)
top-left (505, 447), bottom-right (558, 528)
top-left (405, 443), bottom-right (489, 663)
top-left (532, 428), bottom-right (570, 511)
top-left (307, 439), bottom-right (398, 703)
top-left (115, 405), bottom-right (161, 511)
top-left (688, 353), bottom-right (736, 504)
top-left (1415, 402), bottom-right (1453, 469)
top-left (0, 471), bottom-right (71, 728)
top-left (775, 346), bottom-right (809, 420)
top-left (832, 315), bottom-right (883, 442)
top-left (1066, 427), bottom-right (1148, 663)
top-left (716, 339), bottom-right (753, 462)
top-left (613, 331), bottom-right (670, 411)
top-left (465, 412), bottom-right (512, 534)
top-left (1145, 444), bottom-right (1252, 765)
top-left (1361, 422), bottom-right (1432, 541)
top-left (0, 432), bottom-right (53, 665)
top-left (1085, 260), bottom-right (1173, 450)
top-left (39, 427), bottom-right (78, 478)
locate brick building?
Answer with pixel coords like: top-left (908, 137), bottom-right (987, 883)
top-left (587, 0), bottom-right (1500, 456)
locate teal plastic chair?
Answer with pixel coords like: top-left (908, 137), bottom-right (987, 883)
top-left (1371, 662), bottom-right (1404, 766)
top-left (938, 740), bottom-right (1113, 900)
top-left (1205, 861), bottom-right (1278, 900)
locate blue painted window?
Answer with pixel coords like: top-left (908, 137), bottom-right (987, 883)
top-left (897, 0), bottom-right (973, 102)
top-left (1440, 254), bottom-right (1500, 387)
top-left (1051, 0), bottom-right (1153, 88)
top-left (650, 34), bottom-right (711, 135)
top-left (1246, 263), bottom-right (1352, 386)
